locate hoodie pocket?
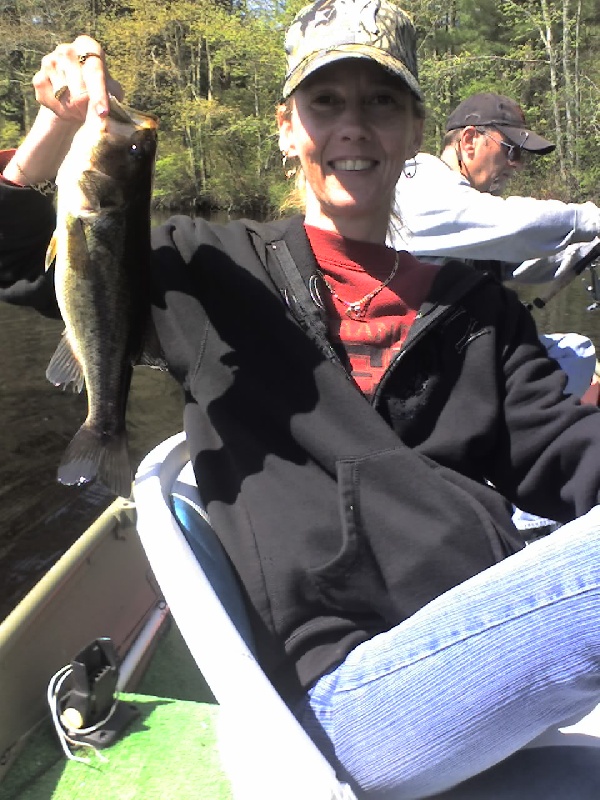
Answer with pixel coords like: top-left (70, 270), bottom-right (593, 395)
top-left (310, 448), bottom-right (512, 623)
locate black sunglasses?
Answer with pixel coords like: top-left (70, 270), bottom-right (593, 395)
top-left (477, 129), bottom-right (528, 163)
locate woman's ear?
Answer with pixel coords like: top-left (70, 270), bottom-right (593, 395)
top-left (277, 105), bottom-right (296, 158)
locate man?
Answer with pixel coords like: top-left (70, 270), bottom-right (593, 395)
top-left (392, 92), bottom-right (600, 284)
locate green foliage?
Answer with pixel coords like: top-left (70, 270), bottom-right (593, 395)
top-left (0, 0), bottom-right (598, 210)
top-left (153, 146), bottom-right (195, 210)
top-left (93, 0), bottom-right (289, 211)
top-left (0, 117), bottom-right (20, 149)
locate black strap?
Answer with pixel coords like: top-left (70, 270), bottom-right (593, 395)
top-left (265, 238), bottom-right (345, 370)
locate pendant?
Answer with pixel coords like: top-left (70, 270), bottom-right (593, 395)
top-left (346, 303), bottom-right (366, 319)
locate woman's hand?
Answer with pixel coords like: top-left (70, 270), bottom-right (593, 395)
top-left (3, 36), bottom-right (124, 186)
top-left (32, 35), bottom-right (124, 121)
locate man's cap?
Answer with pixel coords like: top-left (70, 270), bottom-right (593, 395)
top-left (445, 92), bottom-right (555, 154)
top-left (281, 0), bottom-right (422, 101)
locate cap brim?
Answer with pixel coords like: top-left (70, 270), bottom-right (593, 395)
top-left (282, 45), bottom-right (422, 102)
top-left (495, 124), bottom-right (555, 154)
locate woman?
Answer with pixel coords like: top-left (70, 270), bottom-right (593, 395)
top-left (1, 1), bottom-right (599, 797)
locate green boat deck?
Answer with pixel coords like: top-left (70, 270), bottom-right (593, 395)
top-left (2, 621), bottom-right (233, 800)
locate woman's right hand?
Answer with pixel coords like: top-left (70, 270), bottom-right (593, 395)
top-left (32, 35), bottom-right (124, 123)
top-left (3, 36), bottom-right (125, 186)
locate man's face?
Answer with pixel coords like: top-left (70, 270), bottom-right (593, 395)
top-left (466, 127), bottom-right (525, 195)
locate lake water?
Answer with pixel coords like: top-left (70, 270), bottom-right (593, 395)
top-left (0, 300), bottom-right (184, 620)
top-left (1, 242), bottom-right (600, 621)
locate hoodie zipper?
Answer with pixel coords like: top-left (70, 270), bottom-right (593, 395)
top-left (372, 273), bottom-right (487, 405)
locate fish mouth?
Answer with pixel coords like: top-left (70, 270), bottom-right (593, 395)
top-left (329, 159), bottom-right (376, 172)
top-left (108, 96), bottom-right (159, 130)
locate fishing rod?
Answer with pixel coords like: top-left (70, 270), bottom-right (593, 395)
top-left (586, 259), bottom-right (600, 311)
top-left (525, 240), bottom-right (600, 312)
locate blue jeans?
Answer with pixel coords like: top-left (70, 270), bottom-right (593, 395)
top-left (296, 506), bottom-right (600, 799)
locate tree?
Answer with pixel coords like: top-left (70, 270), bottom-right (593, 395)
top-left (98, 0), bottom-right (288, 211)
top-left (1, 0), bottom-right (597, 209)
top-left (403, 0), bottom-right (600, 201)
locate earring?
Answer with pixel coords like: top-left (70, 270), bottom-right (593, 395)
top-left (403, 158), bottom-right (417, 179)
top-left (282, 151), bottom-right (297, 180)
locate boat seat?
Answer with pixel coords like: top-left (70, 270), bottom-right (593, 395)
top-left (133, 432), bottom-right (357, 800)
top-left (169, 465), bottom-right (255, 653)
top-left (134, 432), bottom-right (600, 800)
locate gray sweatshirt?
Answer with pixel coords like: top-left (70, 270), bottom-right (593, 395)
top-left (391, 153), bottom-right (600, 282)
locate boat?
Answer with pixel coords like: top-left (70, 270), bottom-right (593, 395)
top-left (0, 433), bottom-right (352, 800)
top-left (1, 432), bottom-right (599, 799)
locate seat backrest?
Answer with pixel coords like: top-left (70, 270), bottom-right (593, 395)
top-left (133, 432), bottom-right (357, 800)
top-left (169, 460), bottom-right (255, 651)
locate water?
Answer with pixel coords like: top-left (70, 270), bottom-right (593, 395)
top-left (0, 300), bottom-right (184, 620)
top-left (1, 250), bottom-right (599, 622)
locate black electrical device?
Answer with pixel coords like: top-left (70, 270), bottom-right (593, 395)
top-left (57, 637), bottom-right (140, 748)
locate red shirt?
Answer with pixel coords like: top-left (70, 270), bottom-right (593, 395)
top-left (305, 225), bottom-right (439, 398)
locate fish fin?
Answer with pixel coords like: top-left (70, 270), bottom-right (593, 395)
top-left (136, 318), bottom-right (168, 370)
top-left (45, 234), bottom-right (57, 270)
top-left (108, 95), bottom-right (159, 129)
top-left (137, 350), bottom-right (168, 369)
top-left (46, 332), bottom-right (85, 392)
top-left (58, 424), bottom-right (133, 499)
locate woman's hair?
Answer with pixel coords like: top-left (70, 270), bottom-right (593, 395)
top-left (277, 99), bottom-right (305, 215)
top-left (278, 89), bottom-right (426, 226)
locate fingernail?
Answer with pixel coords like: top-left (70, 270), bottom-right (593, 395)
top-left (95, 102), bottom-right (108, 116)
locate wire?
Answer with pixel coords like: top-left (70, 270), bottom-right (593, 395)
top-left (46, 664), bottom-right (117, 764)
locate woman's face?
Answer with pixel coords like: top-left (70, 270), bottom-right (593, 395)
top-left (278, 59), bottom-right (423, 242)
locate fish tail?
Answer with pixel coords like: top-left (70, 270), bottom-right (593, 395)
top-left (57, 423), bottom-right (132, 498)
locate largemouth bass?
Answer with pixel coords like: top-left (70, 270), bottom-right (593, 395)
top-left (45, 96), bottom-right (159, 498)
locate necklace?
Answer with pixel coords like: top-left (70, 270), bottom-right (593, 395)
top-left (317, 251), bottom-right (400, 319)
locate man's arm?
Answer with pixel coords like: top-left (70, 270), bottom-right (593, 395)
top-left (393, 153), bottom-right (600, 264)
top-left (510, 239), bottom-right (600, 283)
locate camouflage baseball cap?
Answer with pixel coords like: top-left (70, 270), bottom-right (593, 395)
top-left (281, 0), bottom-right (422, 101)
